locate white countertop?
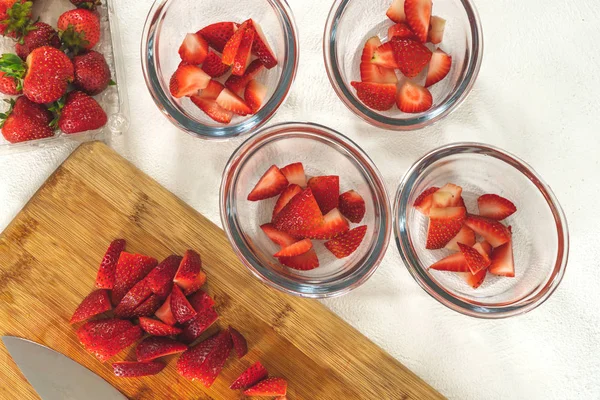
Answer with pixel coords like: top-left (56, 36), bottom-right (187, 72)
top-left (1, 0), bottom-right (599, 398)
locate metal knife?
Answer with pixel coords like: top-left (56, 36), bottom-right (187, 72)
top-left (2, 336), bottom-right (127, 400)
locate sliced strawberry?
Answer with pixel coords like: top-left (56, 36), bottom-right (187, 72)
top-left (216, 87), bottom-right (252, 116)
top-left (222, 21), bottom-right (249, 65)
top-left (413, 186), bottom-right (439, 216)
top-left (338, 190), bottom-right (366, 223)
top-left (429, 252), bottom-right (469, 272)
top-left (371, 42), bottom-right (399, 69)
top-left (489, 240), bottom-right (515, 277)
top-left (272, 188), bottom-right (324, 237)
top-left (113, 361), bottom-right (165, 378)
top-left (458, 243), bottom-right (491, 274)
top-left (324, 225), bottom-right (367, 259)
top-left (198, 22), bottom-right (237, 53)
top-left (230, 361), bottom-right (268, 390)
top-left (244, 377), bottom-right (288, 396)
top-left (111, 252), bottom-right (158, 305)
top-left (136, 336), bottom-right (187, 362)
top-left (247, 165), bottom-right (289, 201)
top-left (351, 81), bottom-right (396, 111)
top-left (95, 239), bottom-right (125, 289)
top-left (437, 183), bottom-right (463, 206)
top-left (308, 176), bottom-right (339, 214)
top-left (174, 250), bottom-right (206, 295)
top-left (145, 255), bottom-right (182, 297)
top-left (431, 191), bottom-right (454, 208)
top-left (232, 27), bottom-right (254, 76)
top-left (229, 326), bottom-right (248, 358)
top-left (131, 294), bottom-right (163, 318)
top-left (114, 280), bottom-right (153, 318)
top-left (305, 208), bottom-right (349, 240)
top-left (70, 289), bottom-right (112, 324)
top-left (274, 238), bottom-right (312, 257)
top-left (201, 51), bottom-right (230, 78)
top-left (426, 207), bottom-right (467, 249)
top-left (177, 334), bottom-right (220, 377)
top-left (169, 64), bottom-right (210, 98)
top-left (155, 294), bottom-right (176, 326)
top-left (428, 16), bottom-right (446, 44)
top-left (478, 240), bottom-right (493, 257)
top-left (178, 307), bottom-right (219, 344)
top-left (260, 223), bottom-right (297, 248)
top-left (425, 49), bottom-right (452, 87)
top-left (188, 290), bottom-right (216, 312)
top-left (386, 0), bottom-right (406, 22)
top-left (273, 184), bottom-right (302, 219)
top-left (225, 59), bottom-right (265, 94)
top-left (170, 285), bottom-right (197, 324)
top-left (460, 267), bottom-right (487, 289)
top-left (198, 79), bottom-right (226, 100)
top-left (244, 79), bottom-right (267, 114)
top-left (477, 194), bottom-right (517, 220)
top-left (179, 33), bottom-right (208, 65)
top-left (404, 0), bottom-right (432, 43)
top-left (139, 317), bottom-right (182, 336)
top-left (464, 215), bottom-right (512, 248)
top-left (278, 248), bottom-right (319, 271)
top-left (389, 38), bottom-right (432, 78)
top-left (191, 96), bottom-right (233, 124)
top-left (397, 80), bottom-right (432, 113)
top-left (248, 19), bottom-right (277, 68)
top-left (445, 225), bottom-right (476, 251)
top-left (388, 22), bottom-right (416, 40)
top-left (77, 320), bottom-right (142, 362)
top-left (177, 330), bottom-right (232, 387)
top-left (280, 162), bottom-right (307, 187)
top-left (360, 37), bottom-right (398, 84)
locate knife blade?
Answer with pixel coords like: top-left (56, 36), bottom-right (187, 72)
top-left (2, 336), bottom-right (127, 400)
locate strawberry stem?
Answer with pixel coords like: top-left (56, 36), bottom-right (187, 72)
top-left (48, 95), bottom-right (67, 129)
top-left (1, 1), bottom-right (34, 39)
top-left (59, 25), bottom-right (90, 56)
top-left (0, 53), bottom-right (26, 91)
top-left (0, 98), bottom-right (16, 128)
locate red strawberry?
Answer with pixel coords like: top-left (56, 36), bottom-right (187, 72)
top-left (461, 267), bottom-right (487, 289)
top-left (477, 241), bottom-right (493, 257)
top-left (445, 225), bottom-right (476, 251)
top-left (197, 79), bottom-right (226, 99)
top-left (131, 294), bottom-right (163, 318)
top-left (431, 191), bottom-right (454, 208)
top-left (274, 238), bottom-right (312, 257)
top-left (177, 333), bottom-right (220, 377)
top-left (426, 207), bottom-right (466, 249)
top-left (248, 19), bottom-right (277, 69)
top-left (371, 42), bottom-right (399, 69)
top-left (350, 81), bottom-right (396, 111)
top-left (201, 51), bottom-right (230, 78)
top-left (230, 361), bottom-right (268, 390)
top-left (458, 243), bottom-right (491, 274)
top-left (273, 188), bottom-right (324, 237)
top-left (179, 32), bottom-right (208, 65)
top-left (436, 183), bottom-right (463, 206)
top-left (428, 16), bottom-right (446, 44)
top-left (155, 294), bottom-right (176, 326)
top-left (1, 97), bottom-right (54, 143)
top-left (229, 327), bottom-right (248, 358)
top-left (0, 71), bottom-right (20, 95)
top-left (178, 306), bottom-right (219, 344)
top-left (139, 317), bottom-right (182, 336)
top-left (425, 49), bottom-right (452, 88)
top-left (0, 0), bottom-right (32, 39)
top-left (94, 239), bottom-right (125, 289)
top-left (222, 20), bottom-right (249, 66)
top-left (477, 194), bottom-right (517, 220)
top-left (280, 162), bottom-right (307, 187)
top-left (144, 255), bottom-right (182, 297)
top-left (57, 91), bottom-right (108, 134)
top-left (279, 248), bottom-right (319, 271)
top-left (225, 60), bottom-right (265, 95)
top-left (21, 46), bottom-right (74, 104)
top-left (404, 0), bottom-right (432, 43)
top-left (273, 184), bottom-right (302, 218)
top-left (190, 96), bottom-right (233, 124)
top-left (198, 22), bottom-right (237, 53)
top-left (135, 336), bottom-right (187, 362)
top-left (111, 252), bottom-right (158, 305)
top-left (114, 280), bottom-right (153, 318)
top-left (58, 9), bottom-right (101, 51)
top-left (305, 208), bottom-right (349, 240)
top-left (386, 0), bottom-right (406, 23)
top-left (244, 377), bottom-right (288, 396)
top-left (248, 165), bottom-right (289, 201)
top-left (112, 361), bottom-right (165, 378)
top-left (177, 330), bottom-right (232, 387)
top-left (77, 319), bottom-right (142, 362)
top-left (464, 215), bottom-right (511, 248)
top-left (170, 285), bottom-right (197, 324)
top-left (397, 81), bottom-right (432, 113)
top-left (308, 175), bottom-right (339, 214)
top-left (174, 250), bottom-right (206, 295)
top-left (390, 38), bottom-right (432, 78)
top-left (11, 95), bottom-right (52, 125)
top-left (169, 64), bottom-right (210, 98)
top-left (188, 290), bottom-right (216, 312)
top-left (360, 36), bottom-right (397, 84)
top-left (413, 186), bottom-right (439, 216)
top-left (70, 289), bottom-right (112, 324)
top-left (489, 240), bottom-right (515, 277)
top-left (216, 87), bottom-right (252, 116)
top-left (388, 23), bottom-right (416, 40)
top-left (260, 223), bottom-right (297, 248)
top-left (244, 79), bottom-right (267, 114)
top-left (232, 27), bottom-right (254, 76)
top-left (73, 50), bottom-right (112, 95)
top-left (324, 225), bottom-right (367, 259)
top-left (15, 22), bottom-right (60, 60)
top-left (338, 190), bottom-right (366, 223)
top-left (429, 252), bottom-right (469, 272)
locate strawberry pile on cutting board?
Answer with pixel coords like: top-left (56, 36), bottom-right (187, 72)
top-left (248, 162), bottom-right (368, 270)
top-left (352, 0), bottom-right (451, 113)
top-left (70, 240), bottom-right (289, 398)
top-left (169, 18), bottom-right (277, 124)
top-left (0, 0), bottom-right (113, 143)
top-left (414, 184), bottom-right (517, 288)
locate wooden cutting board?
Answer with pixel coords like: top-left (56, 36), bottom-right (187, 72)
top-left (0, 142), bottom-right (443, 400)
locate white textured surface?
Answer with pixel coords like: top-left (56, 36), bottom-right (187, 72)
top-left (1, 0), bottom-right (599, 399)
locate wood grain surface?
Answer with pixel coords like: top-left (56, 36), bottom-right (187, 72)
top-left (0, 142), bottom-right (443, 400)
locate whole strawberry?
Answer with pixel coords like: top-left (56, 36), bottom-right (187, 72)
top-left (16, 22), bottom-right (61, 60)
top-left (56, 91), bottom-right (107, 133)
top-left (70, 0), bottom-right (102, 11)
top-left (0, 71), bottom-right (20, 95)
top-left (0, 53), bottom-right (24, 95)
top-left (58, 9), bottom-right (100, 53)
top-left (0, 0), bottom-right (32, 38)
top-left (23, 46), bottom-right (74, 104)
top-left (73, 50), bottom-right (112, 95)
top-left (1, 96), bottom-right (53, 143)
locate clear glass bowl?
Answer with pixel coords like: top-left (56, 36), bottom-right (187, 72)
top-left (220, 122), bottom-right (392, 298)
top-left (323, 0), bottom-right (483, 130)
top-left (394, 143), bottom-right (569, 318)
top-left (141, 0), bottom-right (298, 140)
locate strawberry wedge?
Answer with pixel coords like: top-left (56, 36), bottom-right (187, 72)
top-left (247, 165), bottom-right (289, 201)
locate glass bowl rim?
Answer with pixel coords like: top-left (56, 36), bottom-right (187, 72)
top-left (220, 121), bottom-right (392, 298)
